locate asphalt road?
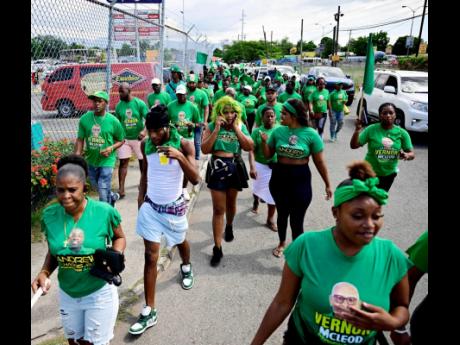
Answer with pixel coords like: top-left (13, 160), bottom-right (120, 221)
top-left (110, 104), bottom-right (428, 345)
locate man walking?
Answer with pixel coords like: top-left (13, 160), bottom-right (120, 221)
top-left (147, 78), bottom-right (172, 109)
top-left (74, 91), bottom-right (124, 205)
top-left (114, 83), bottom-right (149, 198)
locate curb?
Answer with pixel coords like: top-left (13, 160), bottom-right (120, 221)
top-left (117, 156), bottom-right (209, 310)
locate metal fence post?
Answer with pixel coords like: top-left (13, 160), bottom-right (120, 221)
top-left (159, 0), bottom-right (165, 83)
top-left (106, 0), bottom-right (117, 107)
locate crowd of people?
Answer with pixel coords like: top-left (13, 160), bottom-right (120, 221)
top-left (31, 62), bottom-right (426, 345)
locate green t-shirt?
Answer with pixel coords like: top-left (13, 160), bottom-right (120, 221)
top-left (251, 125), bottom-right (279, 164)
top-left (277, 91), bottom-right (302, 103)
top-left (187, 88), bottom-right (209, 122)
top-left (208, 121), bottom-right (250, 154)
top-left (147, 91), bottom-right (172, 109)
top-left (237, 94), bottom-right (258, 113)
top-left (230, 82), bottom-right (241, 92)
top-left (236, 101), bottom-right (247, 122)
top-left (167, 100), bottom-right (201, 139)
top-left (308, 89), bottom-right (330, 113)
top-left (330, 90), bottom-right (349, 112)
top-left (114, 97), bottom-right (149, 140)
top-left (41, 198), bottom-right (121, 298)
top-left (358, 124), bottom-right (413, 176)
top-left (77, 111), bottom-right (125, 167)
top-left (284, 228), bottom-right (412, 344)
top-left (302, 85), bottom-right (317, 103)
top-left (255, 103), bottom-right (283, 127)
top-left (268, 126), bottom-right (323, 159)
top-left (200, 87), bottom-right (213, 104)
top-left (406, 231), bottom-right (428, 273)
top-left (212, 89), bottom-right (226, 104)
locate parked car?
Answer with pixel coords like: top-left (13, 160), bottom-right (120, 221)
top-left (41, 62), bottom-right (157, 117)
top-left (358, 69), bottom-right (428, 132)
top-left (307, 66), bottom-right (355, 106)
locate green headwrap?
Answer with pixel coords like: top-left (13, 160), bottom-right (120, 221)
top-left (283, 101), bottom-right (298, 117)
top-left (334, 177), bottom-right (388, 207)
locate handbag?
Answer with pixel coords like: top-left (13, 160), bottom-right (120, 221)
top-left (89, 247), bottom-right (125, 286)
top-left (210, 158), bottom-right (235, 180)
top-left (344, 105), bottom-right (350, 115)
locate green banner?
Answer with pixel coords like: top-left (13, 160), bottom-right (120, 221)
top-left (363, 34), bottom-right (375, 95)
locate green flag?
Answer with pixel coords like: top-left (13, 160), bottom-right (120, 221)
top-left (363, 34), bottom-right (374, 95)
top-left (196, 51), bottom-right (208, 65)
top-left (239, 73), bottom-right (255, 86)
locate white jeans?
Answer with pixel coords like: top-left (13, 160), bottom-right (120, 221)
top-left (59, 283), bottom-right (119, 345)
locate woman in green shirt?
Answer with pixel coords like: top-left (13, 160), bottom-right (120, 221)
top-left (31, 155), bottom-right (127, 345)
top-left (248, 106), bottom-right (279, 231)
top-left (202, 96), bottom-right (254, 267)
top-left (261, 99), bottom-right (332, 258)
top-left (308, 77), bottom-right (332, 138)
top-left (350, 102), bottom-right (415, 192)
top-left (251, 161), bottom-right (411, 345)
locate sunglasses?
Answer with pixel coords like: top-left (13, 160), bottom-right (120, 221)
top-left (332, 294), bottom-right (358, 305)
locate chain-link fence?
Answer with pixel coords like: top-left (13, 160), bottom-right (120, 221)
top-left (31, 0), bottom-right (213, 144)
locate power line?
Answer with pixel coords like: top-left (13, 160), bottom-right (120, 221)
top-left (340, 13), bottom-right (427, 31)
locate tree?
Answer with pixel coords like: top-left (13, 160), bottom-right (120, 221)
top-left (31, 35), bottom-right (67, 59)
top-left (279, 37), bottom-right (294, 55)
top-left (296, 40), bottom-right (317, 52)
top-left (68, 42), bottom-right (85, 50)
top-left (392, 36), bottom-right (422, 56)
top-left (372, 31), bottom-right (390, 51)
top-left (118, 43), bottom-right (134, 56)
top-left (349, 36), bottom-right (368, 56)
top-left (213, 48), bottom-right (223, 58)
top-left (320, 37), bottom-right (335, 58)
top-left (222, 40), bottom-right (266, 63)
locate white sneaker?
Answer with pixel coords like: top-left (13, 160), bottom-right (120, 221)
top-left (183, 188), bottom-right (191, 201)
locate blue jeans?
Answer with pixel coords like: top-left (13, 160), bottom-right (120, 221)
top-left (194, 125), bottom-right (203, 160)
top-left (88, 166), bottom-right (115, 204)
top-left (330, 110), bottom-right (344, 139)
top-left (313, 113), bottom-right (328, 137)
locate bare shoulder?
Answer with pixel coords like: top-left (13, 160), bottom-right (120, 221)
top-left (180, 137), bottom-right (194, 154)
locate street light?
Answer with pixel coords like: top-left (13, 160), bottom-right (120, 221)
top-left (402, 5), bottom-right (424, 55)
top-left (315, 22), bottom-right (332, 38)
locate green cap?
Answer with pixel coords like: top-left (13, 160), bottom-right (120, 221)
top-left (186, 74), bottom-right (198, 83)
top-left (170, 65), bottom-right (182, 73)
top-left (336, 81), bottom-right (344, 85)
top-left (308, 76), bottom-right (315, 81)
top-left (88, 90), bottom-right (109, 103)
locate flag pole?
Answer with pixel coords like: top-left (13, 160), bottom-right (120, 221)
top-left (357, 85), bottom-right (364, 121)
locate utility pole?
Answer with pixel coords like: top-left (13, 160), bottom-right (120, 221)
top-left (332, 26), bottom-right (336, 66)
top-left (415, 0), bottom-right (428, 57)
top-left (346, 30), bottom-right (352, 58)
top-left (262, 25), bottom-right (268, 59)
top-left (270, 31), bottom-right (273, 57)
top-left (300, 19), bottom-right (304, 71)
top-left (334, 5), bottom-right (344, 66)
top-left (241, 9), bottom-right (246, 42)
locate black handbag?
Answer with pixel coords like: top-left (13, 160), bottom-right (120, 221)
top-left (210, 158), bottom-right (235, 180)
top-left (89, 247), bottom-right (125, 286)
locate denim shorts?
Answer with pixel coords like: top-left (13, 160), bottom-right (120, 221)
top-left (136, 202), bottom-right (188, 247)
top-left (59, 283), bottom-right (118, 345)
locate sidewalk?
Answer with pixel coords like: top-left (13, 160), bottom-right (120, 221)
top-left (31, 155), bottom-right (209, 344)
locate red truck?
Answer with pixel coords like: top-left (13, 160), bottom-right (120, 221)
top-left (41, 62), bottom-right (158, 117)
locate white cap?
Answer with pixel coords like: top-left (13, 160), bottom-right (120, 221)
top-left (151, 78), bottom-right (161, 85)
top-left (264, 76), bottom-right (271, 81)
top-left (243, 85), bottom-right (252, 92)
top-left (175, 84), bottom-right (187, 94)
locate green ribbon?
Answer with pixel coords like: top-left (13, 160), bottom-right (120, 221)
top-left (283, 102), bottom-right (298, 117)
top-left (334, 177), bottom-right (388, 207)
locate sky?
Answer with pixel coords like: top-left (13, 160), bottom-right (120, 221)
top-left (31, 0), bottom-right (428, 52)
top-left (163, 0), bottom-right (428, 47)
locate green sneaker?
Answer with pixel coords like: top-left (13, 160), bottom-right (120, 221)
top-left (180, 263), bottom-right (194, 290)
top-left (129, 306), bottom-right (158, 335)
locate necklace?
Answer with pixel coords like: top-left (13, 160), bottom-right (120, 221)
top-left (93, 112), bottom-right (106, 128)
top-left (63, 199), bottom-right (87, 248)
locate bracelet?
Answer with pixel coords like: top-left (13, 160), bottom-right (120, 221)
top-left (40, 269), bottom-right (50, 277)
top-left (393, 327), bottom-right (409, 334)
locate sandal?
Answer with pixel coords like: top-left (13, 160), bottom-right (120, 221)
top-left (272, 247), bottom-right (284, 258)
top-left (265, 222), bottom-right (278, 232)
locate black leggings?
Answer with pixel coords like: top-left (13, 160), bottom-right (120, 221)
top-left (269, 163), bottom-right (312, 243)
top-left (247, 111), bottom-right (256, 134)
top-left (377, 172), bottom-right (397, 192)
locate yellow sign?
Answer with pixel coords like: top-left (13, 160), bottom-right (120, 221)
top-left (418, 43), bottom-right (427, 55)
top-left (302, 51), bottom-right (316, 58)
top-left (146, 50), bottom-right (159, 62)
top-left (332, 55), bottom-right (340, 62)
top-left (290, 47), bottom-right (297, 54)
top-left (261, 58), bottom-right (268, 65)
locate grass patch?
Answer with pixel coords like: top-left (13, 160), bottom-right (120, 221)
top-left (37, 335), bottom-right (67, 345)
